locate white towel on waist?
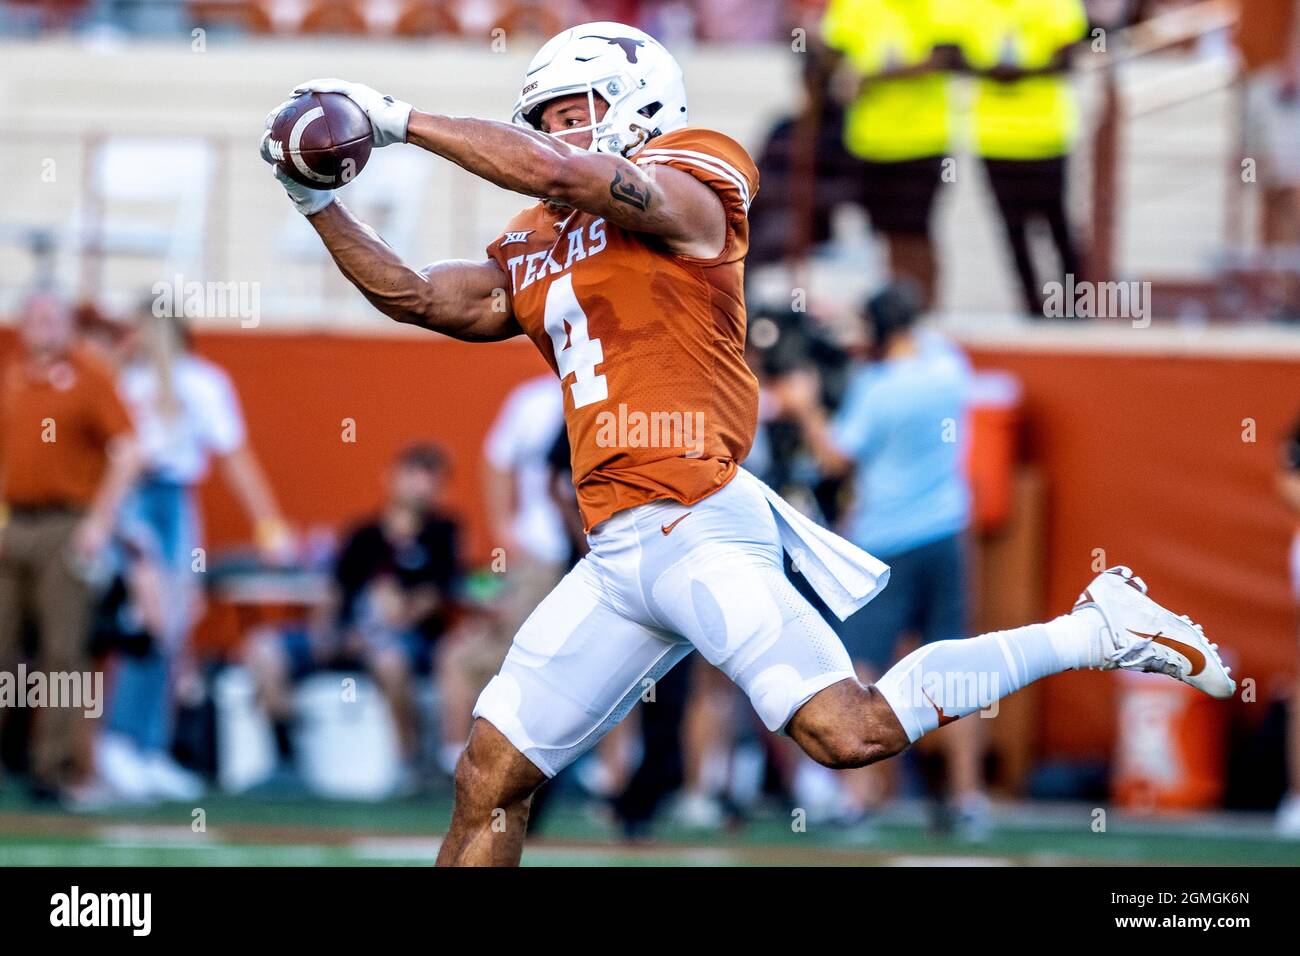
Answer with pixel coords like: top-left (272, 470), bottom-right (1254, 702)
top-left (736, 468), bottom-right (890, 621)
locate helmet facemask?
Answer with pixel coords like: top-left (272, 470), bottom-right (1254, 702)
top-left (518, 73), bottom-right (656, 156)
top-left (523, 84), bottom-right (615, 153)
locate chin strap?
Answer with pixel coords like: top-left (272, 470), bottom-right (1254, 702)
top-left (622, 125), bottom-right (653, 157)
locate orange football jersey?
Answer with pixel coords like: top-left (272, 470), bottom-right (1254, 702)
top-left (486, 127), bottom-right (761, 532)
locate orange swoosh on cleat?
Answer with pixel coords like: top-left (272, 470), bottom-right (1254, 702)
top-left (661, 512), bottom-right (691, 536)
top-left (1128, 629), bottom-right (1206, 676)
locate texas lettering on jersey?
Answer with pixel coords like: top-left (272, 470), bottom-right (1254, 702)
top-left (501, 219), bottom-right (608, 295)
top-left (486, 127), bottom-right (761, 532)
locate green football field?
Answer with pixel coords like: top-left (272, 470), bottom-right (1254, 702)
top-left (1, 788), bottom-right (1297, 866)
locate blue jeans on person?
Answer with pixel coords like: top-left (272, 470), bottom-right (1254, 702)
top-left (106, 478), bottom-right (199, 755)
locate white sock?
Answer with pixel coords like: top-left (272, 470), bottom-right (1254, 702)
top-left (876, 611), bottom-right (1105, 743)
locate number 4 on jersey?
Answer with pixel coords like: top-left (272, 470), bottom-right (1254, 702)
top-left (543, 273), bottom-right (608, 409)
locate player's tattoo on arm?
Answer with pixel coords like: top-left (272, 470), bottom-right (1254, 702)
top-left (610, 167), bottom-right (651, 211)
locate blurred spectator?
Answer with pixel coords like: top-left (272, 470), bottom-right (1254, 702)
top-left (488, 0), bottom-right (574, 38)
top-left (744, 306), bottom-right (853, 518)
top-left (1240, 0), bottom-right (1300, 320)
top-left (692, 0), bottom-right (785, 42)
top-left (1278, 410), bottom-right (1300, 837)
top-left (612, 653), bottom-right (696, 837)
top-left (821, 0), bottom-right (958, 307)
top-left (438, 375), bottom-right (566, 774)
top-left (0, 292), bottom-right (141, 803)
top-left (95, 302), bottom-right (289, 804)
top-left (534, 424), bottom-right (645, 822)
top-left (637, 0), bottom-right (698, 45)
top-left (244, 444), bottom-right (460, 783)
top-left (481, 375), bottom-right (568, 597)
top-left (747, 50), bottom-right (869, 267)
top-left (584, 0), bottom-right (649, 28)
top-left (605, 314), bottom-right (856, 837)
top-left (954, 0), bottom-right (1088, 316)
top-left (669, 658), bottom-right (745, 829)
top-left (543, 419), bottom-right (587, 567)
top-left (541, 421), bottom-right (698, 837)
top-left (775, 284), bottom-right (988, 835)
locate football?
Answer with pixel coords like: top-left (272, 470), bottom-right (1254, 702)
top-left (265, 91), bottom-right (372, 190)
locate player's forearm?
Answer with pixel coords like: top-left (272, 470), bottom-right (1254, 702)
top-left (406, 111), bottom-right (577, 200)
top-left (308, 202), bottom-right (441, 325)
top-left (406, 111), bottom-right (710, 250)
top-left (307, 201), bottom-right (511, 341)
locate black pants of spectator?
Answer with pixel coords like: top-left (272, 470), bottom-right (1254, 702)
top-left (983, 156), bottom-right (1082, 317)
top-left (611, 651), bottom-right (695, 838)
top-left (525, 654), bottom-right (694, 838)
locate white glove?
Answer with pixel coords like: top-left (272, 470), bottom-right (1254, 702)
top-left (260, 106), bottom-right (336, 216)
top-left (271, 163), bottom-right (335, 216)
top-left (292, 78), bottom-right (412, 147)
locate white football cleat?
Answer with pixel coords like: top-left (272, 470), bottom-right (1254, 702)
top-left (1072, 566), bottom-right (1235, 699)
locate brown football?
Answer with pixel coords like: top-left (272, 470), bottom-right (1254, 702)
top-left (266, 91), bottom-right (372, 190)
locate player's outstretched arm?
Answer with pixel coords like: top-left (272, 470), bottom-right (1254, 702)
top-left (280, 79), bottom-right (726, 256)
top-left (259, 90), bottom-right (517, 342)
top-left (406, 112), bottom-right (726, 259)
top-left (306, 201), bottom-right (521, 343)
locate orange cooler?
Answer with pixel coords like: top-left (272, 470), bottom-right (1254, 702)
top-left (1111, 669), bottom-right (1227, 811)
top-left (967, 370), bottom-right (1021, 532)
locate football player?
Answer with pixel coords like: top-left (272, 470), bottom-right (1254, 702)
top-left (261, 22), bottom-right (1235, 866)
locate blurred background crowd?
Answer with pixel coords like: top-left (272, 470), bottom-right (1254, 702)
top-left (2, 0), bottom-right (1300, 854)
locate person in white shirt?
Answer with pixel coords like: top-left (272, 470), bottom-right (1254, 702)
top-left (439, 375), bottom-right (568, 775)
top-left (99, 304), bottom-right (288, 803)
top-left (482, 374), bottom-right (569, 570)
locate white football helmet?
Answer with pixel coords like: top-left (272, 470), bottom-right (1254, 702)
top-left (511, 21), bottom-right (688, 157)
